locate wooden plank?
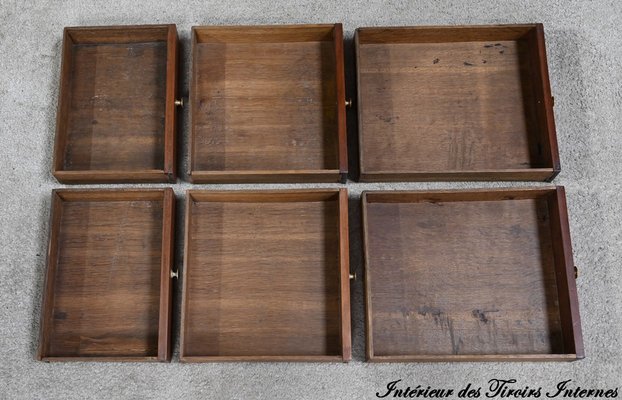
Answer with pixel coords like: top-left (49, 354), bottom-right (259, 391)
top-left (338, 189), bottom-right (352, 361)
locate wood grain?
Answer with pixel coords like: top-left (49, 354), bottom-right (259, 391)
top-left (181, 189), bottom-right (350, 361)
top-left (53, 25), bottom-right (178, 183)
top-left (362, 187), bottom-right (581, 361)
top-left (38, 189), bottom-right (175, 361)
top-left (356, 25), bottom-right (557, 182)
top-left (547, 187), bottom-right (584, 358)
top-left (189, 25), bottom-right (346, 183)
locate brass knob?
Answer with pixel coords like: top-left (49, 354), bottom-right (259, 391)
top-left (574, 266), bottom-right (578, 279)
top-left (345, 98), bottom-right (352, 108)
top-left (174, 98), bottom-right (184, 107)
top-left (171, 270), bottom-right (179, 279)
top-left (349, 272), bottom-right (356, 281)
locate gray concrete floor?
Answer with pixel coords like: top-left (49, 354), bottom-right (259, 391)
top-left (1, 1), bottom-right (621, 399)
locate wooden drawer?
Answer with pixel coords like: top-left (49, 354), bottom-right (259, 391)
top-left (38, 189), bottom-right (175, 361)
top-left (362, 187), bottom-right (583, 361)
top-left (189, 24), bottom-right (348, 183)
top-left (52, 25), bottom-right (179, 183)
top-left (181, 189), bottom-right (351, 361)
top-left (356, 25), bottom-right (559, 182)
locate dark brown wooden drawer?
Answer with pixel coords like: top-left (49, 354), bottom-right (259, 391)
top-left (180, 189), bottom-right (351, 361)
top-left (38, 189), bottom-right (175, 361)
top-left (52, 25), bottom-right (179, 183)
top-left (188, 24), bottom-right (348, 183)
top-left (356, 25), bottom-right (559, 182)
top-left (362, 187), bottom-right (583, 361)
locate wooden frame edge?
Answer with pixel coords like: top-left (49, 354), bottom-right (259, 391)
top-left (367, 354), bottom-right (578, 363)
top-left (178, 190), bottom-right (193, 361)
top-left (359, 169), bottom-right (555, 182)
top-left (354, 29), bottom-right (364, 182)
top-left (187, 170), bottom-right (342, 184)
top-left (52, 170), bottom-right (173, 184)
top-left (534, 23), bottom-right (561, 175)
top-left (360, 191), bottom-right (374, 361)
top-left (52, 28), bottom-right (74, 179)
top-left (179, 355), bottom-right (345, 363)
top-left (188, 27), bottom-right (198, 180)
top-left (163, 24), bottom-right (178, 182)
top-left (334, 24), bottom-right (348, 181)
top-left (37, 190), bottom-right (64, 360)
top-left (157, 188), bottom-right (175, 362)
top-left (551, 186), bottom-right (585, 359)
top-left (338, 188), bottom-right (352, 362)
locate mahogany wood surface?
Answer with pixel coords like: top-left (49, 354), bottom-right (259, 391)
top-left (356, 25), bottom-right (559, 182)
top-left (362, 187), bottom-right (582, 361)
top-left (181, 189), bottom-right (351, 361)
top-left (189, 24), bottom-right (347, 183)
top-left (52, 25), bottom-right (178, 183)
top-left (38, 189), bottom-right (175, 361)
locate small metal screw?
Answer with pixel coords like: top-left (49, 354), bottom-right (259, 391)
top-left (174, 98), bottom-right (184, 107)
top-left (345, 98), bottom-right (352, 108)
top-left (349, 272), bottom-right (356, 281)
top-left (171, 270), bottom-right (179, 279)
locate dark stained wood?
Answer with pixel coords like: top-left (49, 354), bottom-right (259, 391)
top-left (527, 24), bottom-right (560, 179)
top-left (164, 25), bottom-right (179, 181)
top-left (547, 187), bottom-right (584, 359)
top-left (193, 24), bottom-right (334, 43)
top-left (189, 24), bottom-right (347, 183)
top-left (66, 25), bottom-right (173, 44)
top-left (180, 189), bottom-right (351, 361)
top-left (359, 170), bottom-right (555, 182)
top-left (338, 189), bottom-right (352, 360)
top-left (53, 25), bottom-right (178, 183)
top-left (188, 170), bottom-right (341, 183)
top-left (157, 189), bottom-right (175, 361)
top-left (37, 189), bottom-right (175, 362)
top-left (362, 187), bottom-right (583, 362)
top-left (356, 25), bottom-right (558, 182)
top-left (356, 25), bottom-right (537, 44)
top-left (334, 24), bottom-right (348, 183)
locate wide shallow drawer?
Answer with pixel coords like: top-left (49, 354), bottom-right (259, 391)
top-left (189, 24), bottom-right (347, 183)
top-left (181, 189), bottom-right (351, 361)
top-left (362, 187), bottom-right (583, 361)
top-left (53, 25), bottom-right (179, 183)
top-left (356, 24), bottom-right (559, 182)
top-left (38, 189), bottom-right (175, 361)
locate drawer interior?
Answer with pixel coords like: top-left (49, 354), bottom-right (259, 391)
top-left (39, 190), bottom-right (170, 360)
top-left (357, 26), bottom-right (555, 178)
top-left (57, 26), bottom-right (171, 173)
top-left (191, 26), bottom-right (340, 174)
top-left (182, 191), bottom-right (344, 360)
top-left (364, 189), bottom-right (576, 360)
